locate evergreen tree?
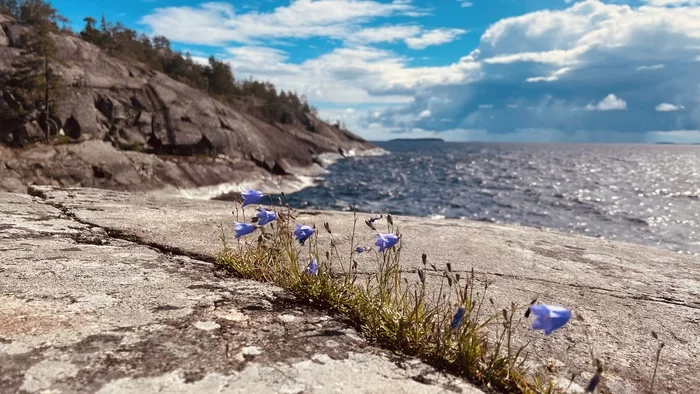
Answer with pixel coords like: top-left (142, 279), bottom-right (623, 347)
top-left (152, 35), bottom-right (170, 50)
top-left (204, 56), bottom-right (237, 99)
top-left (0, 0), bottom-right (62, 142)
top-left (0, 0), bottom-right (19, 16)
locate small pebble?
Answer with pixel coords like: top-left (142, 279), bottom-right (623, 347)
top-left (277, 314), bottom-right (297, 323)
top-left (193, 321), bottom-right (220, 331)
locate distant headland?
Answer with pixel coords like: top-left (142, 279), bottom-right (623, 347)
top-left (388, 138), bottom-right (445, 142)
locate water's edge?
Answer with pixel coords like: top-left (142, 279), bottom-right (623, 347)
top-left (152, 147), bottom-right (389, 200)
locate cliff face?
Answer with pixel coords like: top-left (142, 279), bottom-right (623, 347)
top-left (0, 14), bottom-right (373, 194)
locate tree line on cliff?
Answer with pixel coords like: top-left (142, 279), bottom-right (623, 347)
top-left (0, 0), bottom-right (320, 143)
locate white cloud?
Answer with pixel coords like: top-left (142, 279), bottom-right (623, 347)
top-left (418, 109), bottom-right (432, 118)
top-left (526, 66), bottom-right (571, 82)
top-left (585, 94), bottom-right (627, 111)
top-left (373, 0), bottom-right (700, 140)
top-left (644, 0), bottom-right (700, 6)
top-left (226, 46), bottom-right (289, 64)
top-left (459, 1), bottom-right (473, 7)
top-left (636, 64), bottom-right (665, 71)
top-left (140, 0), bottom-right (424, 45)
top-left (348, 25), bottom-right (464, 48)
top-left (404, 28), bottom-right (467, 49)
top-left (213, 45), bottom-right (480, 105)
top-left (655, 103), bottom-right (685, 111)
top-left (142, 1), bottom-right (464, 50)
top-left (349, 25), bottom-right (421, 44)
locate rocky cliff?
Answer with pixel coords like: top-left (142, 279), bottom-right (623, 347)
top-left (0, 14), bottom-right (374, 194)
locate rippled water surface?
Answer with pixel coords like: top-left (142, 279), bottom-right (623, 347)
top-left (285, 141), bottom-right (700, 255)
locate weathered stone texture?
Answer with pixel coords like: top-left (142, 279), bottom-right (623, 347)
top-left (23, 185), bottom-right (700, 394)
top-left (0, 190), bottom-right (483, 394)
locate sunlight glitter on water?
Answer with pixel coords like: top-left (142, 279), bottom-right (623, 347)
top-left (283, 142), bottom-right (700, 255)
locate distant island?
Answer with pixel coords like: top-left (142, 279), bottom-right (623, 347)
top-left (388, 138), bottom-right (445, 142)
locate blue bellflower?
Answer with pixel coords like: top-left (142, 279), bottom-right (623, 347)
top-left (584, 373), bottom-right (601, 393)
top-left (450, 307), bottom-right (465, 330)
top-left (305, 259), bottom-right (319, 276)
top-left (234, 222), bottom-right (256, 238)
top-left (241, 189), bottom-right (264, 207)
top-left (375, 233), bottom-right (399, 252)
top-left (355, 246), bottom-right (369, 254)
top-left (529, 304), bottom-right (571, 335)
top-left (256, 207), bottom-right (277, 226)
top-left (294, 224), bottom-right (315, 245)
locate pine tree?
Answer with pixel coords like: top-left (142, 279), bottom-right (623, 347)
top-left (0, 0), bottom-right (19, 16)
top-left (204, 56), bottom-right (237, 99)
top-left (0, 0), bottom-right (62, 142)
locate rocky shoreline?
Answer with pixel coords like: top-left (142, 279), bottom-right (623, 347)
top-left (0, 138), bottom-right (385, 198)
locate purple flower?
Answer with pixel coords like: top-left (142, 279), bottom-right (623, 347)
top-left (584, 373), bottom-right (601, 393)
top-left (241, 189), bottom-right (264, 207)
top-left (305, 259), bottom-right (318, 276)
top-left (234, 222), bottom-right (256, 238)
top-left (256, 207), bottom-right (277, 226)
top-left (355, 246), bottom-right (369, 254)
top-left (294, 224), bottom-right (315, 245)
top-left (450, 307), bottom-right (465, 330)
top-left (375, 233), bottom-right (399, 252)
top-left (529, 304), bottom-right (571, 335)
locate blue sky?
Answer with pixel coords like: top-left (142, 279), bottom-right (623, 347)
top-left (51, 0), bottom-right (700, 143)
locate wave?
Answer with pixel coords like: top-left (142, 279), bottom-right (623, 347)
top-left (154, 147), bottom-right (386, 201)
top-left (317, 147), bottom-right (390, 167)
top-left (154, 174), bottom-right (321, 201)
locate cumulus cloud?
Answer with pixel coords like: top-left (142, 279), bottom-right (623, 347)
top-left (207, 45), bottom-right (479, 105)
top-left (371, 0), bottom-right (700, 140)
top-left (585, 94), bottom-right (627, 111)
top-left (140, 0), bottom-right (424, 45)
top-left (655, 103), bottom-right (685, 111)
top-left (348, 25), bottom-right (465, 48)
top-left (348, 25), bottom-right (421, 44)
top-left (644, 0), bottom-right (700, 6)
top-left (636, 64), bottom-right (665, 71)
top-left (404, 28), bottom-right (467, 49)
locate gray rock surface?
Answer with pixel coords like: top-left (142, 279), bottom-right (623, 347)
top-left (24, 185), bottom-right (700, 394)
top-left (0, 140), bottom-right (274, 194)
top-left (0, 191), bottom-right (484, 394)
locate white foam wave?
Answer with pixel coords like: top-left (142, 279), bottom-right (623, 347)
top-left (154, 174), bottom-right (320, 201)
top-left (153, 146), bottom-right (385, 201)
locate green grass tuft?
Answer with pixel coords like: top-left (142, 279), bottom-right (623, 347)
top-left (217, 201), bottom-right (567, 393)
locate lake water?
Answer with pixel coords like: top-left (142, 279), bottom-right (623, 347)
top-left (284, 141), bottom-right (700, 256)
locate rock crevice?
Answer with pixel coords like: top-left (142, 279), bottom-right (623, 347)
top-left (0, 189), bottom-right (483, 394)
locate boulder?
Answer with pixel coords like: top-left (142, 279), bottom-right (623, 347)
top-left (0, 22), bottom-right (9, 46)
top-left (2, 22), bottom-right (28, 48)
